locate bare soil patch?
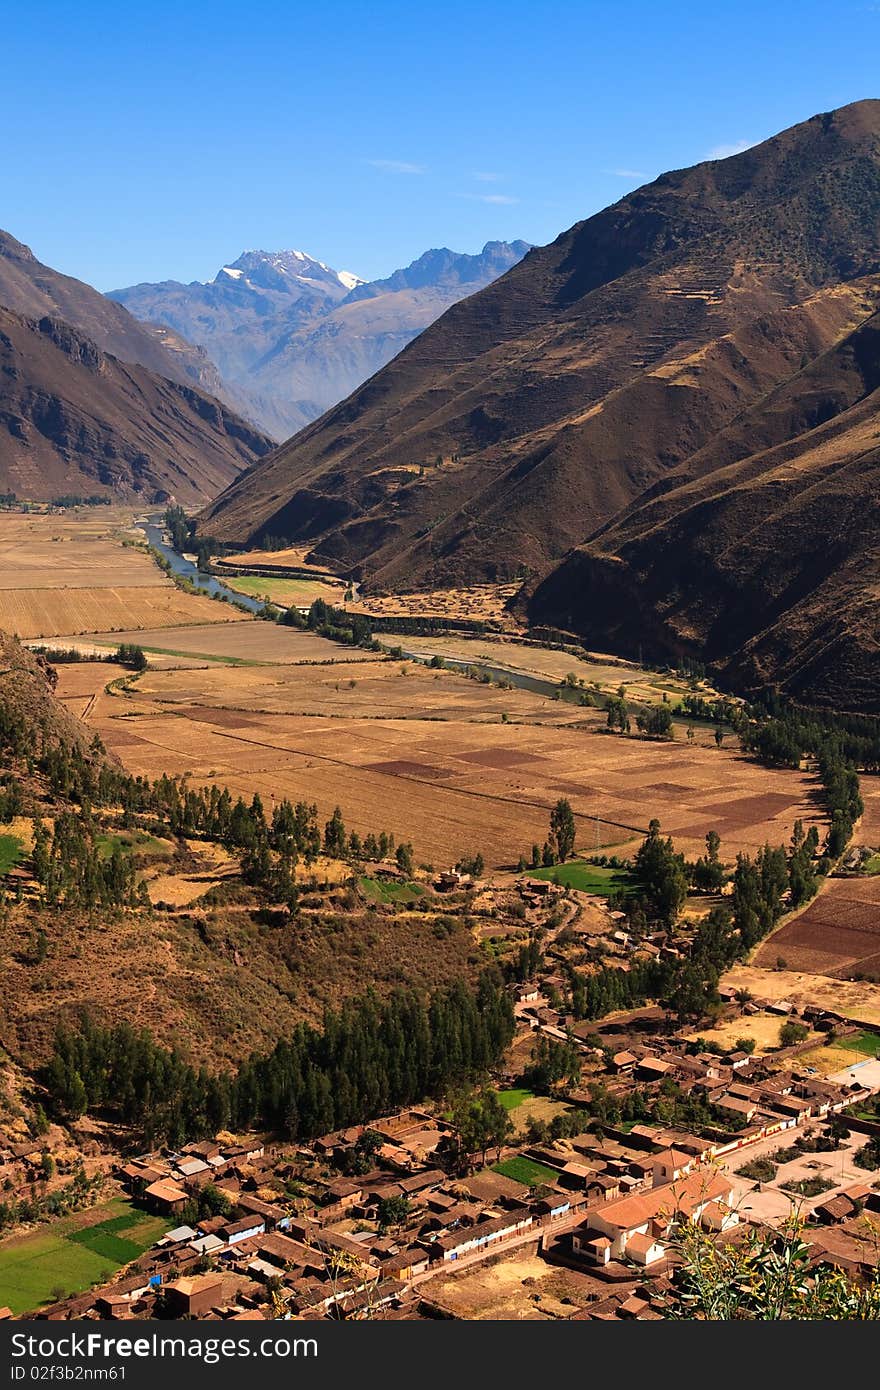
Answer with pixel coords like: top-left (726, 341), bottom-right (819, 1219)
top-left (723, 965), bottom-right (880, 1026)
top-left (754, 876), bottom-right (880, 977)
top-left (422, 1251), bottom-right (610, 1319)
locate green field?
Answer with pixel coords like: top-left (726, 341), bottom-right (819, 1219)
top-left (839, 1030), bottom-right (880, 1056)
top-left (94, 830), bottom-right (171, 862)
top-left (359, 876), bottom-right (424, 904)
top-left (496, 1087), bottom-right (537, 1111)
top-left (0, 834), bottom-right (23, 875)
top-left (529, 861), bottom-right (637, 895)
top-left (864, 854), bottom-right (880, 876)
top-left (0, 1198), bottom-right (170, 1315)
top-left (224, 575), bottom-right (338, 605)
top-left (492, 1156), bottom-right (561, 1188)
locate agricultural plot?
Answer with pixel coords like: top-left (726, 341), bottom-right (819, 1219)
top-left (529, 861), bottom-right (637, 895)
top-left (0, 511), bottom-right (155, 589)
top-left (359, 877), bottom-right (424, 905)
top-left (493, 1156), bottom-right (561, 1187)
top-left (0, 511), bottom-right (247, 638)
top-left (77, 621), bottom-right (371, 665)
top-left (77, 659), bottom-right (827, 871)
top-left (724, 966), bottom-right (880, 1027)
top-left (396, 635), bottom-right (711, 707)
top-left (126, 655), bottom-right (587, 721)
top-left (422, 1252), bottom-right (601, 1319)
top-left (352, 582), bottom-right (522, 627)
top-left (0, 586), bottom-right (247, 640)
top-left (215, 545), bottom-right (336, 575)
top-left (753, 875), bottom-right (880, 978)
top-left (685, 1012), bottom-right (806, 1053)
top-left (0, 833), bottom-right (23, 875)
top-left (0, 1198), bottom-right (168, 1315)
top-left (222, 574), bottom-right (344, 608)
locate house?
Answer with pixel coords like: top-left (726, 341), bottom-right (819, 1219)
top-left (611, 1051), bottom-right (637, 1073)
top-left (625, 1231), bottom-right (666, 1266)
top-left (513, 983), bottom-right (540, 1004)
top-left (176, 1157), bottom-right (211, 1179)
top-left (575, 1168), bottom-right (734, 1261)
top-left (163, 1274), bottom-right (225, 1318)
top-left (700, 1201), bottom-right (739, 1233)
top-left (574, 1233), bottom-right (612, 1266)
top-left (435, 871), bottom-right (462, 892)
top-left (636, 1057), bottom-right (674, 1083)
top-left (189, 1234), bottom-right (225, 1256)
top-left (144, 1179), bottom-right (189, 1215)
top-left (184, 1140), bottom-right (224, 1161)
top-left (159, 1224), bottom-right (199, 1246)
top-left (715, 1094), bottom-right (757, 1123)
top-left (428, 1208), bottom-right (533, 1262)
top-left (651, 1149), bottom-right (693, 1187)
top-left (812, 1194), bottom-right (862, 1226)
top-left (236, 1193), bottom-right (290, 1229)
top-left (221, 1216), bottom-right (266, 1246)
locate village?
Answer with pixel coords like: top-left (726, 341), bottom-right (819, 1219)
top-left (5, 952), bottom-right (880, 1323)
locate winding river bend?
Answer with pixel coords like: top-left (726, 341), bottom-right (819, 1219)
top-left (140, 516), bottom-right (583, 703)
top-left (141, 517), bottom-right (265, 615)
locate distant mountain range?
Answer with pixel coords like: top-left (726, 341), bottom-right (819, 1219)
top-left (0, 231), bottom-right (273, 503)
top-left (109, 242), bottom-right (531, 438)
top-left (200, 100), bottom-right (880, 711)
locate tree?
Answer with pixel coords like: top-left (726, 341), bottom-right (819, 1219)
top-left (450, 1088), bottom-right (514, 1171)
top-left (606, 696), bottom-right (630, 733)
top-left (395, 842), bottom-right (414, 876)
top-left (377, 1195), bottom-right (411, 1231)
top-left (550, 799), bottom-right (576, 862)
top-left (634, 820), bottom-right (688, 926)
top-left (691, 830), bottom-right (725, 892)
top-left (637, 705), bottom-right (673, 738)
top-left (666, 1216), bottom-right (880, 1319)
top-left (323, 806), bottom-right (346, 857)
top-left (779, 1020), bottom-right (809, 1048)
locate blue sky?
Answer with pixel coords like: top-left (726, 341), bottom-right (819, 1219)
top-left (5, 0), bottom-right (878, 290)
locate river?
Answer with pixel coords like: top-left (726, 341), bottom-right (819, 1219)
top-left (140, 516), bottom-right (586, 703)
top-left (140, 517), bottom-right (266, 615)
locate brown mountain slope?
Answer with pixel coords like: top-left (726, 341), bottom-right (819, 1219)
top-left (0, 306), bottom-right (273, 503)
top-left (0, 230), bottom-right (220, 394)
top-left (528, 308), bottom-right (880, 711)
top-left (200, 100), bottom-right (880, 592)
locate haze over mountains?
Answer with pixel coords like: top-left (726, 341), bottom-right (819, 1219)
top-left (201, 99), bottom-right (880, 710)
top-left (110, 241), bottom-right (531, 438)
top-left (0, 231), bottom-right (273, 502)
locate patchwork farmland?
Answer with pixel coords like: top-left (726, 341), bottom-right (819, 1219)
top-left (0, 510), bottom-right (245, 638)
top-left (55, 638), bottom-right (826, 871)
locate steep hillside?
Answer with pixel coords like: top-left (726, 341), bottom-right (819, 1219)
top-left (199, 100), bottom-right (880, 603)
top-left (0, 306), bottom-right (273, 503)
top-left (111, 242), bottom-right (530, 437)
top-left (0, 230), bottom-right (217, 395)
top-left (529, 306), bottom-right (880, 712)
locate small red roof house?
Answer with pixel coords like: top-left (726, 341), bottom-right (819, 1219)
top-left (625, 1231), bottom-right (666, 1266)
top-left (164, 1274), bottom-right (225, 1318)
top-left (651, 1149), bottom-right (693, 1187)
top-left (572, 1232), bottom-right (612, 1265)
top-left (144, 1179), bottom-right (189, 1214)
top-left (611, 1050), bottom-right (638, 1072)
